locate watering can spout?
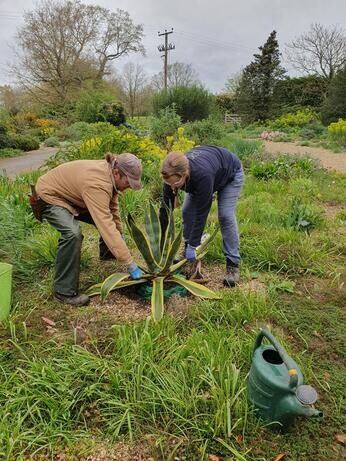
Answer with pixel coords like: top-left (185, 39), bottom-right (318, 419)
top-left (296, 405), bottom-right (323, 418)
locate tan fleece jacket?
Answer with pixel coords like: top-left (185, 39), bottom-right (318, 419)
top-left (36, 159), bottom-right (133, 266)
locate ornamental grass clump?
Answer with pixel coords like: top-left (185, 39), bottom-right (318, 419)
top-left (87, 204), bottom-right (220, 321)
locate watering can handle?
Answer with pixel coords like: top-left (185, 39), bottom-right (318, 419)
top-left (254, 328), bottom-right (299, 389)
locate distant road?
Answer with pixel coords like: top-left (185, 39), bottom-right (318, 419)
top-left (0, 147), bottom-right (58, 178)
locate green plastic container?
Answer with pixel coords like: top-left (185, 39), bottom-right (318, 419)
top-left (137, 282), bottom-right (187, 300)
top-left (0, 262), bottom-right (13, 321)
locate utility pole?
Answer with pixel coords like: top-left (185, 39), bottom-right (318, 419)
top-left (158, 28), bottom-right (175, 90)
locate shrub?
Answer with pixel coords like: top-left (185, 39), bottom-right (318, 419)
top-left (153, 85), bottom-right (213, 122)
top-left (250, 155), bottom-right (317, 180)
top-left (44, 136), bottom-right (60, 147)
top-left (269, 108), bottom-right (318, 131)
top-left (149, 106), bottom-right (181, 146)
top-left (166, 127), bottom-right (195, 153)
top-left (0, 124), bottom-right (9, 148)
top-left (0, 148), bottom-right (23, 158)
top-left (184, 117), bottom-right (227, 144)
top-left (327, 118), bottom-right (346, 146)
top-left (74, 88), bottom-right (125, 126)
top-left (7, 133), bottom-right (40, 151)
top-left (321, 68), bottom-right (346, 125)
top-left (285, 198), bottom-right (324, 232)
top-left (221, 136), bottom-right (263, 167)
top-left (299, 122), bottom-right (326, 140)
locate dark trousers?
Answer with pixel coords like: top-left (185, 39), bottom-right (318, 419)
top-left (41, 203), bottom-right (114, 296)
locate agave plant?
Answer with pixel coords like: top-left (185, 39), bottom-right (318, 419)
top-left (87, 203), bottom-right (220, 321)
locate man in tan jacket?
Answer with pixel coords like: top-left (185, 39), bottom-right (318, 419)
top-left (35, 153), bottom-right (143, 306)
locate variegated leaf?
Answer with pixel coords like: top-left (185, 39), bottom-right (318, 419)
top-left (166, 275), bottom-right (220, 299)
top-left (100, 272), bottom-right (130, 301)
top-left (151, 277), bottom-right (165, 321)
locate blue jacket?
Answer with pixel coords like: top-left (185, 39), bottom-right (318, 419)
top-left (160, 145), bottom-right (242, 247)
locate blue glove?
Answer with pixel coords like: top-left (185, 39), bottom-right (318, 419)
top-left (128, 263), bottom-right (143, 280)
top-left (185, 244), bottom-right (197, 262)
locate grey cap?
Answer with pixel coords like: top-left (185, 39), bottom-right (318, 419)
top-left (117, 153), bottom-right (142, 190)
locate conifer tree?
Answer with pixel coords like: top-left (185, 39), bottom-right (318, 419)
top-left (236, 31), bottom-right (286, 122)
top-left (321, 68), bottom-right (346, 125)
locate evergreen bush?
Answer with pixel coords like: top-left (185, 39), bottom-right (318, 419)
top-left (153, 85), bottom-right (213, 122)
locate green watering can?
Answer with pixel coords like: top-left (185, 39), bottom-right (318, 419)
top-left (248, 328), bottom-right (323, 431)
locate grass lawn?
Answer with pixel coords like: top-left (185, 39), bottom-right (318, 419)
top-left (0, 154), bottom-right (345, 460)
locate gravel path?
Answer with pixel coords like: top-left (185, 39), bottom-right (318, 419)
top-left (264, 141), bottom-right (346, 173)
top-left (0, 147), bottom-right (58, 178)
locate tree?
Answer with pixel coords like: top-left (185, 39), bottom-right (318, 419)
top-left (151, 62), bottom-right (199, 90)
top-left (224, 71), bottom-right (242, 96)
top-left (153, 85), bottom-right (213, 123)
top-left (321, 67), bottom-right (346, 125)
top-left (12, 0), bottom-right (144, 106)
top-left (271, 75), bottom-right (328, 116)
top-left (286, 23), bottom-right (346, 80)
top-left (235, 31), bottom-right (286, 122)
top-left (117, 63), bottom-right (148, 117)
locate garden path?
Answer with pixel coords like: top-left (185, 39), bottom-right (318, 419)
top-left (264, 140), bottom-right (346, 173)
top-left (0, 146), bottom-right (58, 178)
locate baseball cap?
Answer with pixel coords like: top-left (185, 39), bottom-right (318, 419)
top-left (117, 153), bottom-right (142, 190)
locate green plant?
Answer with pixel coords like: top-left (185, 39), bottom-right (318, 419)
top-left (149, 106), bottom-right (181, 146)
top-left (7, 133), bottom-right (40, 151)
top-left (327, 118), bottom-right (346, 146)
top-left (269, 108), bottom-right (318, 131)
top-left (153, 85), bottom-right (213, 122)
top-left (87, 204), bottom-right (220, 321)
top-left (250, 155), bottom-right (317, 180)
top-left (285, 198), bottom-right (324, 232)
top-left (299, 122), bottom-right (326, 140)
top-left (0, 148), bottom-right (23, 158)
top-left (74, 88), bottom-right (125, 125)
top-left (44, 136), bottom-right (60, 147)
top-left (184, 117), bottom-right (227, 144)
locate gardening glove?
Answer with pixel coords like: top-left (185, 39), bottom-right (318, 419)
top-left (128, 263), bottom-right (143, 280)
top-left (185, 244), bottom-right (197, 262)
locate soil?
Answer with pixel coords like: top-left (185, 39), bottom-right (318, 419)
top-left (0, 146), bottom-right (58, 178)
top-left (88, 263), bottom-right (266, 322)
top-left (264, 140), bottom-right (346, 173)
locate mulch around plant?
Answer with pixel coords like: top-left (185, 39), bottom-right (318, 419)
top-left (89, 263), bottom-right (266, 323)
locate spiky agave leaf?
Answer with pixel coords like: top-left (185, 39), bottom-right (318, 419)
top-left (87, 278), bottom-right (148, 298)
top-left (196, 227), bottom-right (219, 255)
top-left (127, 213), bottom-right (160, 272)
top-left (151, 277), bottom-right (164, 322)
top-left (166, 275), bottom-right (221, 299)
top-left (159, 207), bottom-right (175, 267)
top-left (144, 202), bottom-right (162, 263)
top-left (160, 227), bottom-right (183, 274)
top-left (100, 272), bottom-right (131, 301)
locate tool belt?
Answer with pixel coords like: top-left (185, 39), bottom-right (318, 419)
top-left (28, 184), bottom-right (44, 222)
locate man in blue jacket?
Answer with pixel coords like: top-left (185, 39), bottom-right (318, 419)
top-left (160, 146), bottom-right (244, 287)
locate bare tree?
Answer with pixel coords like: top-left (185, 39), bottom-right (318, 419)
top-left (286, 23), bottom-right (346, 80)
top-left (94, 9), bottom-right (145, 81)
top-left (12, 0), bottom-right (144, 105)
top-left (224, 71), bottom-right (242, 96)
top-left (117, 63), bottom-right (149, 116)
top-left (151, 62), bottom-right (200, 90)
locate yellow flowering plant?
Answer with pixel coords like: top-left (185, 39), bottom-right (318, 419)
top-left (166, 127), bottom-right (195, 153)
top-left (328, 119), bottom-right (346, 146)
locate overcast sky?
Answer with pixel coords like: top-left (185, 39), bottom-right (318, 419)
top-left (0, 0), bottom-right (345, 92)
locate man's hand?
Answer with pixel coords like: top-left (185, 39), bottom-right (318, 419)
top-left (185, 244), bottom-right (197, 262)
top-left (128, 263), bottom-right (143, 280)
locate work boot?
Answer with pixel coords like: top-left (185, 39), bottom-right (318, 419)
top-left (54, 292), bottom-right (90, 307)
top-left (223, 261), bottom-right (240, 287)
